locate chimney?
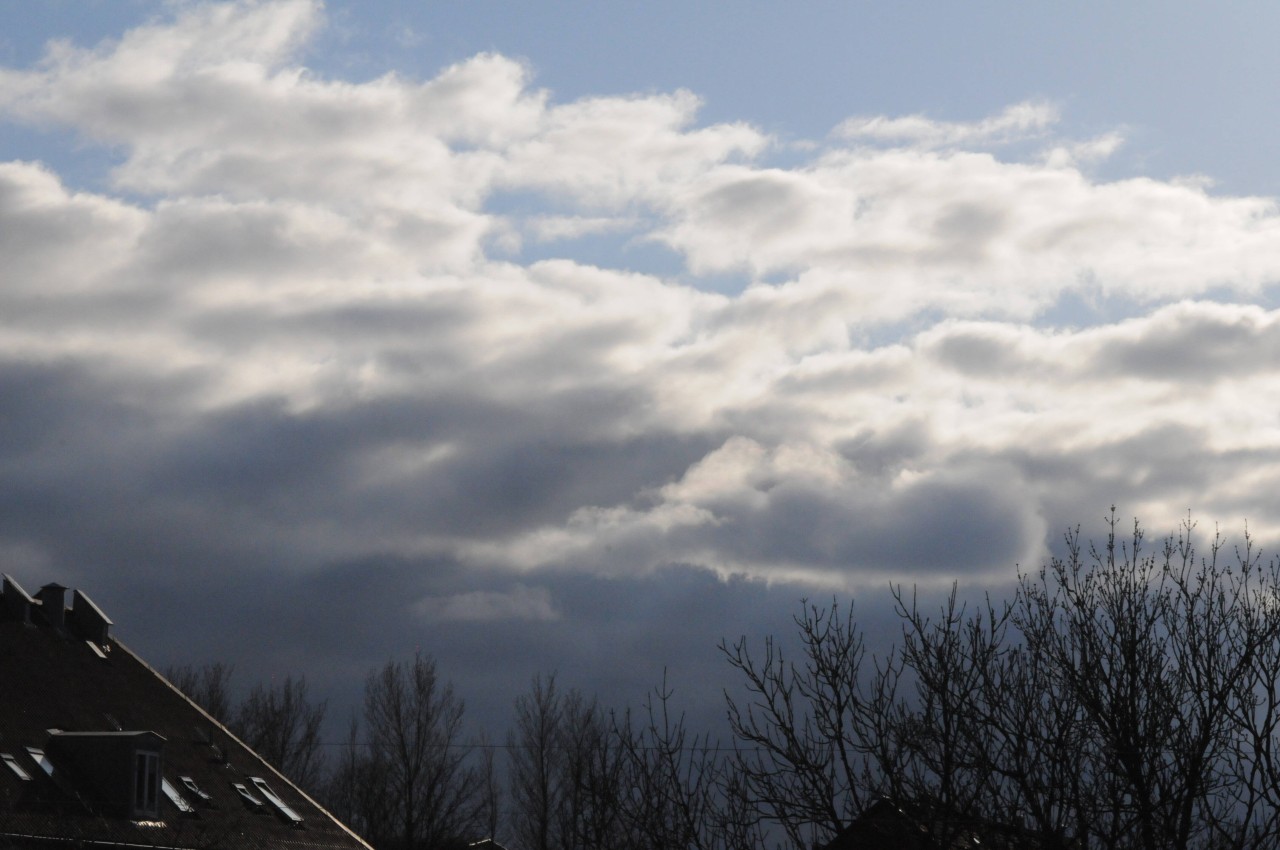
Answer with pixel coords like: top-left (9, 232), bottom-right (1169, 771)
top-left (71, 589), bottom-right (113, 645)
top-left (2, 574), bottom-right (35, 624)
top-left (37, 583), bottom-right (68, 629)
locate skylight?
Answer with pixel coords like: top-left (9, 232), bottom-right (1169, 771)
top-left (25, 747), bottom-right (54, 777)
top-left (1, 753), bottom-right (32, 781)
top-left (161, 778), bottom-right (195, 814)
top-left (179, 775), bottom-right (213, 803)
top-left (250, 776), bottom-right (304, 825)
top-left (232, 782), bottom-right (265, 810)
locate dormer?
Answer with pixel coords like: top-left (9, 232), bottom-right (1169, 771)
top-left (70, 588), bottom-right (113, 645)
top-left (46, 731), bottom-right (166, 819)
top-left (1, 574), bottom-right (36, 624)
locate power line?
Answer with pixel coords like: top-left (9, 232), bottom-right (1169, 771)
top-left (314, 740), bottom-right (767, 754)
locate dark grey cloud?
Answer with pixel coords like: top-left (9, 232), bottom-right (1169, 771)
top-left (924, 326), bottom-right (1043, 377)
top-left (1089, 303), bottom-right (1280, 383)
top-left (0, 348), bottom-right (1035, 746)
top-left (707, 464), bottom-right (1037, 575)
top-left (955, 423), bottom-right (1280, 560)
top-left (0, 354), bottom-right (719, 573)
top-left (836, 422), bottom-right (932, 478)
top-left (87, 553), bottom-right (954, 749)
top-left (928, 201), bottom-right (1008, 265)
top-left (7, 0), bottom-right (1280, 771)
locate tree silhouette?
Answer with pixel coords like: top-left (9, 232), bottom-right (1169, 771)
top-left (234, 674), bottom-right (327, 791)
top-left (357, 652), bottom-right (495, 850)
top-left (722, 511), bottom-right (1280, 850)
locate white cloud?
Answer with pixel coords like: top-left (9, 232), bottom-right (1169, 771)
top-left (498, 90), bottom-right (768, 206)
top-left (526, 215), bottom-right (637, 242)
top-left (657, 146), bottom-right (1280, 321)
top-left (10, 3), bottom-right (1280, 333)
top-left (4, 2), bottom-right (1280, 595)
top-left (1044, 132), bottom-right (1126, 168)
top-left (0, 161), bottom-right (146, 296)
top-left (834, 100), bottom-right (1060, 148)
top-left (0, 0), bottom-right (322, 139)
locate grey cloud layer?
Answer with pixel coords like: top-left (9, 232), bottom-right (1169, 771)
top-left (3, 0), bottom-right (1280, 646)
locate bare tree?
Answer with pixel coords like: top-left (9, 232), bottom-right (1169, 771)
top-left (721, 601), bottom-right (906, 849)
top-left (1011, 512), bottom-right (1280, 850)
top-left (614, 673), bottom-right (763, 850)
top-left (323, 713), bottom-right (395, 843)
top-left (721, 512), bottom-right (1280, 850)
top-left (475, 734), bottom-right (502, 844)
top-left (164, 661), bottom-right (235, 722)
top-left (362, 652), bottom-right (493, 850)
top-left (233, 674), bottom-right (328, 792)
top-left (557, 689), bottom-right (628, 850)
top-left (891, 586), bottom-right (1022, 847)
top-left (508, 674), bottom-right (564, 850)
top-left (507, 676), bottom-right (628, 850)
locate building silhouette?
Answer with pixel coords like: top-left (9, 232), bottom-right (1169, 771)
top-left (0, 574), bottom-right (372, 850)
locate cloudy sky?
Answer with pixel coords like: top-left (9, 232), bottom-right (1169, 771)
top-left (4, 0), bottom-right (1280, 737)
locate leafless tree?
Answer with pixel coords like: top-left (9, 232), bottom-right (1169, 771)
top-left (508, 674), bottom-right (564, 850)
top-left (323, 713), bottom-right (394, 842)
top-left (164, 661), bottom-right (235, 722)
top-left (232, 674), bottom-right (328, 792)
top-left (162, 512), bottom-right (1280, 850)
top-left (476, 735), bottom-right (502, 843)
top-left (721, 601), bottom-right (907, 849)
top-left (1009, 512), bottom-right (1280, 850)
top-left (557, 689), bottom-right (628, 850)
top-left (721, 512), bottom-right (1280, 850)
top-left (361, 652), bottom-right (494, 850)
top-left (614, 673), bottom-right (764, 850)
top-left (507, 676), bottom-right (628, 850)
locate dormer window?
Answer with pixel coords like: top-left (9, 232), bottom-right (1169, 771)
top-left (134, 750), bottom-right (160, 817)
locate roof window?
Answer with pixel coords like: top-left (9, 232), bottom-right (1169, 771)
top-left (232, 782), bottom-right (265, 811)
top-left (250, 776), bottom-right (304, 825)
top-left (161, 778), bottom-right (196, 815)
top-left (179, 775), bottom-right (213, 804)
top-left (25, 747), bottom-right (54, 777)
top-left (1, 752), bottom-right (32, 781)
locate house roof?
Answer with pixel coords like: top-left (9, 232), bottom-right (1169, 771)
top-left (820, 798), bottom-right (1057, 850)
top-left (0, 575), bottom-right (373, 850)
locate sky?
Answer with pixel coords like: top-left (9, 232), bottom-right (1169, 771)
top-left (4, 0), bottom-right (1280, 742)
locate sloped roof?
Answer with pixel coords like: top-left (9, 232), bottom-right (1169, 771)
top-left (0, 577), bottom-right (372, 850)
top-left (820, 798), bottom-right (1057, 850)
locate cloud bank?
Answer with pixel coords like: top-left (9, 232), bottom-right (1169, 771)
top-left (3, 0), bottom-right (1280, 686)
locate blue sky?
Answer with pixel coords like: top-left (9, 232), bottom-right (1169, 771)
top-left (7, 2), bottom-right (1280, 197)
top-left (3, 0), bottom-right (1280, 740)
